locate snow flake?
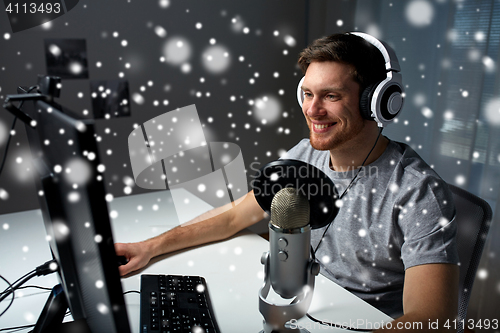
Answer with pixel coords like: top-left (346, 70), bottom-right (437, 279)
top-left (68, 192), bottom-right (80, 203)
top-left (155, 26), bottom-right (167, 38)
top-left (158, 0), bottom-right (170, 8)
top-left (477, 268), bottom-right (488, 280)
top-left (202, 45), bottom-right (231, 74)
top-left (97, 303), bottom-right (109, 315)
top-left (389, 183), bottom-right (399, 193)
top-left (484, 98), bottom-right (500, 126)
top-left (455, 175), bottom-right (466, 186)
top-left (405, 0), bottom-right (435, 27)
top-left (421, 107), bottom-right (433, 118)
top-left (284, 35), bottom-right (296, 47)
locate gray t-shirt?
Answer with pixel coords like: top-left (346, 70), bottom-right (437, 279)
top-left (281, 138), bottom-right (459, 318)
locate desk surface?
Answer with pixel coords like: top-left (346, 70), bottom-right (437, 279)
top-left (0, 189), bottom-right (392, 332)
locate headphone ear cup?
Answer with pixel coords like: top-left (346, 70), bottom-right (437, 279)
top-left (297, 76), bottom-right (305, 108)
top-left (359, 83), bottom-right (377, 121)
top-left (379, 84), bottom-right (404, 121)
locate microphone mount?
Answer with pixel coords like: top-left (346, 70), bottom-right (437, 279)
top-left (259, 251), bottom-right (320, 333)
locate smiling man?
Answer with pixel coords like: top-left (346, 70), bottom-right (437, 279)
top-left (115, 33), bottom-right (459, 332)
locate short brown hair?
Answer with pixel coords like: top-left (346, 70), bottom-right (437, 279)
top-left (297, 33), bottom-right (386, 91)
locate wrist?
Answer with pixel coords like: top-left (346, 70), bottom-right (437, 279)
top-left (141, 238), bottom-right (161, 259)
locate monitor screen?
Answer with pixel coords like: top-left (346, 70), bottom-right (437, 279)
top-left (13, 83), bottom-right (131, 333)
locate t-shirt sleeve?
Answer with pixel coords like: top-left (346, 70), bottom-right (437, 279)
top-left (396, 175), bottom-right (459, 270)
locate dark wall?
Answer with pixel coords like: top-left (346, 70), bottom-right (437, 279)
top-left (0, 0), bottom-right (313, 214)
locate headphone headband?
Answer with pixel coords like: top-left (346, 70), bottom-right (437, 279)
top-left (350, 32), bottom-right (401, 72)
top-left (297, 32), bottom-right (404, 127)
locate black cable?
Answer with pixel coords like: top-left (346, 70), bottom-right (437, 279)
top-left (0, 324), bottom-right (35, 332)
top-left (10, 285), bottom-right (53, 292)
top-left (0, 270), bottom-right (35, 300)
top-left (0, 260), bottom-right (57, 320)
top-left (0, 274), bottom-right (15, 318)
top-left (0, 260), bottom-right (57, 302)
top-left (307, 128), bottom-right (384, 331)
top-left (0, 271), bottom-right (34, 297)
top-left (306, 313), bottom-right (374, 332)
top-left (0, 270), bottom-right (35, 303)
top-left (313, 127), bottom-right (383, 256)
top-left (0, 289), bottom-right (51, 301)
top-left (0, 271), bottom-right (37, 305)
top-left (123, 290), bottom-right (140, 295)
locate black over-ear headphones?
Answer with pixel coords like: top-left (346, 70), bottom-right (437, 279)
top-left (296, 32), bottom-right (404, 127)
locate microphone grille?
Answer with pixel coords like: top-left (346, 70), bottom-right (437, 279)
top-left (270, 187), bottom-right (310, 229)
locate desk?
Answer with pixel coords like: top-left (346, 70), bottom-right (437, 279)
top-left (0, 189), bottom-right (392, 332)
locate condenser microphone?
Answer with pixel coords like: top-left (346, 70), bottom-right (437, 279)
top-left (269, 187), bottom-right (311, 299)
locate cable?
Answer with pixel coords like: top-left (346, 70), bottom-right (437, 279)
top-left (312, 127), bottom-right (383, 256)
top-left (0, 271), bottom-right (37, 304)
top-left (0, 324), bottom-right (35, 332)
top-left (123, 290), bottom-right (140, 295)
top-left (0, 269), bottom-right (36, 296)
top-left (0, 260), bottom-right (58, 319)
top-left (0, 274), bottom-right (15, 318)
top-left (11, 285), bottom-right (53, 292)
top-left (0, 270), bottom-right (35, 302)
top-left (306, 313), bottom-right (373, 332)
top-left (307, 128), bottom-right (384, 330)
top-left (0, 270), bottom-right (34, 303)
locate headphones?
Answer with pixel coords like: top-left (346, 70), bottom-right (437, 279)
top-left (296, 32), bottom-right (404, 128)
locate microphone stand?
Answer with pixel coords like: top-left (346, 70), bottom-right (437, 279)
top-left (259, 251), bottom-right (320, 333)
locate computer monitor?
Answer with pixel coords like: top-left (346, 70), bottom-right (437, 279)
top-left (3, 77), bottom-right (131, 333)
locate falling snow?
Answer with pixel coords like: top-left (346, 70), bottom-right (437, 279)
top-left (1, 0), bottom-right (500, 312)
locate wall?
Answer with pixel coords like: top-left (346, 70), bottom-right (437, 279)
top-left (0, 0), bottom-right (309, 220)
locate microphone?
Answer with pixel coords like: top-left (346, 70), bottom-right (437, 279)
top-left (269, 187), bottom-right (311, 299)
top-left (258, 187), bottom-right (318, 332)
top-left (254, 160), bottom-right (337, 332)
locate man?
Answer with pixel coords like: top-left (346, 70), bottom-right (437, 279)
top-left (116, 33), bottom-right (459, 331)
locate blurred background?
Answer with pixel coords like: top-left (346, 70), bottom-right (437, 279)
top-left (0, 0), bottom-right (499, 329)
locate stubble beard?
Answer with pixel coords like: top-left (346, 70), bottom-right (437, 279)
top-left (308, 120), bottom-right (365, 152)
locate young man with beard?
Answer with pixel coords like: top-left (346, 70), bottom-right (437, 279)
top-left (115, 33), bottom-right (459, 332)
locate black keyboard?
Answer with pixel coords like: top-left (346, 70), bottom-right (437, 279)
top-left (140, 274), bottom-right (221, 333)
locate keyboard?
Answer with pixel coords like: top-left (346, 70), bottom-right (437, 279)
top-left (140, 274), bottom-right (221, 333)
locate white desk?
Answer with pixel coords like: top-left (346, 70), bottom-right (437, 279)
top-left (0, 189), bottom-right (392, 332)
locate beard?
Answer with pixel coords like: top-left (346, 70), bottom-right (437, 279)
top-left (308, 120), bottom-right (365, 151)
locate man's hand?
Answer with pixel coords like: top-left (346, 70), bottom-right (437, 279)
top-left (115, 242), bottom-right (153, 276)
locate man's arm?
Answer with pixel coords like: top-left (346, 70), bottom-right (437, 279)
top-left (375, 263), bottom-right (459, 332)
top-left (115, 190), bottom-right (266, 276)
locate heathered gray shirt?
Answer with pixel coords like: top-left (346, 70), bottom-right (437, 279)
top-left (281, 138), bottom-right (459, 318)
